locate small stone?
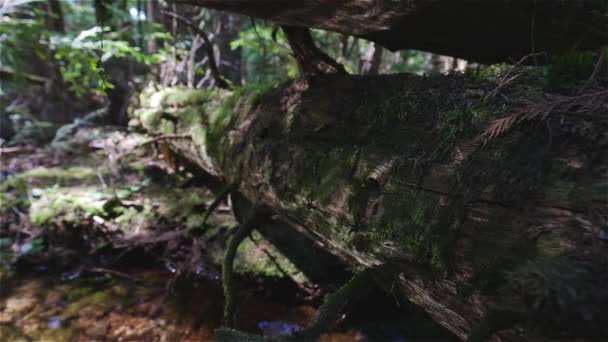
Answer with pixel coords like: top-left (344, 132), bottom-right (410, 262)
top-left (0, 311), bottom-right (13, 323)
top-left (44, 292), bottom-right (63, 306)
top-left (85, 321), bottom-right (109, 337)
top-left (4, 297), bottom-right (36, 314)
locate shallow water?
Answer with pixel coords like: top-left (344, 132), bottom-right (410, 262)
top-left (0, 266), bottom-right (457, 341)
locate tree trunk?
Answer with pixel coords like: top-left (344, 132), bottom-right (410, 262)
top-left (147, 0), bottom-right (160, 53)
top-left (46, 0), bottom-right (65, 33)
top-left (94, 0), bottom-right (111, 28)
top-left (360, 43), bottom-right (383, 75)
top-left (178, 0), bottom-right (608, 63)
top-left (131, 73), bottom-right (608, 341)
top-left (214, 11), bottom-right (244, 86)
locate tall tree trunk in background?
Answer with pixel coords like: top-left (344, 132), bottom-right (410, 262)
top-left (426, 53), bottom-right (446, 74)
top-left (94, 0), bottom-right (131, 126)
top-left (118, 0), bottom-right (127, 25)
top-left (147, 0), bottom-right (160, 53)
top-left (94, 0), bottom-right (112, 28)
top-left (213, 11), bottom-right (244, 85)
top-left (46, 0), bottom-right (65, 33)
top-left (360, 43), bottom-right (383, 75)
top-left (426, 54), bottom-right (469, 74)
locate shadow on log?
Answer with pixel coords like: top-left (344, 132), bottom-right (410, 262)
top-left (130, 68), bottom-right (608, 340)
top-left (178, 0), bottom-right (608, 63)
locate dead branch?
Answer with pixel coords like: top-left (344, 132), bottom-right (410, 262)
top-left (161, 10), bottom-right (230, 89)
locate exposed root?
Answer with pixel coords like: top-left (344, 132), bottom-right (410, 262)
top-left (200, 183), bottom-right (236, 228)
top-left (216, 264), bottom-right (390, 341)
top-left (282, 25), bottom-right (346, 78)
top-left (222, 210), bottom-right (264, 327)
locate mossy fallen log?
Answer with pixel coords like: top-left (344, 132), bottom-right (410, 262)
top-left (131, 69), bottom-right (608, 340)
top-left (183, 0), bottom-right (608, 63)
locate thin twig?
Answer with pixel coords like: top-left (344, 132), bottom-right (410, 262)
top-left (89, 267), bottom-right (143, 284)
top-left (160, 10), bottom-right (230, 89)
top-left (0, 145), bottom-right (36, 154)
top-left (97, 171), bottom-right (107, 188)
top-left (484, 52), bottom-right (545, 101)
top-left (140, 134), bottom-right (193, 147)
top-left (484, 73), bottom-right (521, 100)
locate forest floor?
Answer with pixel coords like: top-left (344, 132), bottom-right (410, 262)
top-left (0, 123), bottom-right (457, 341)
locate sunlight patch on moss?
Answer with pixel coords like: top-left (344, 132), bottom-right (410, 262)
top-left (29, 186), bottom-right (107, 225)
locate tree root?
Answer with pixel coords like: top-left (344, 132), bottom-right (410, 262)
top-left (222, 210), bottom-right (263, 327)
top-left (216, 264), bottom-right (390, 341)
top-left (201, 183), bottom-right (235, 227)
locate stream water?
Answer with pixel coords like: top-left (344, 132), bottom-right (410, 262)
top-left (0, 265), bottom-right (458, 341)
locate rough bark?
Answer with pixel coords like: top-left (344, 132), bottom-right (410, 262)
top-left (46, 0), bottom-right (65, 33)
top-left (131, 72), bottom-right (608, 340)
top-left (177, 0), bottom-right (608, 63)
top-left (214, 11), bottom-right (244, 86)
top-left (147, 0), bottom-right (160, 53)
top-left (282, 26), bottom-right (346, 77)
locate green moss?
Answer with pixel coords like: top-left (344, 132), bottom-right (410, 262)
top-left (286, 146), bottom-right (357, 206)
top-left (433, 106), bottom-right (476, 160)
top-left (233, 231), bottom-right (307, 282)
top-left (60, 289), bottom-right (113, 319)
top-left (0, 325), bottom-right (29, 341)
top-left (66, 286), bottom-right (95, 301)
top-left (138, 109), bottom-right (163, 129)
top-left (38, 328), bottom-right (76, 341)
top-left (0, 167), bottom-right (98, 193)
top-left (206, 84), bottom-right (273, 166)
top-left (29, 186), bottom-right (107, 225)
top-left (158, 86), bottom-right (213, 107)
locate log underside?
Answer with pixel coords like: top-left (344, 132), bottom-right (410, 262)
top-left (178, 0), bottom-right (608, 63)
top-left (131, 72), bottom-right (608, 340)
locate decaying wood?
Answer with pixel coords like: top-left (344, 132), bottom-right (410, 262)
top-left (131, 73), bottom-right (608, 340)
top-left (177, 0), bottom-right (608, 63)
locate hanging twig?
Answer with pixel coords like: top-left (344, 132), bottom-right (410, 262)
top-left (160, 10), bottom-right (230, 89)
